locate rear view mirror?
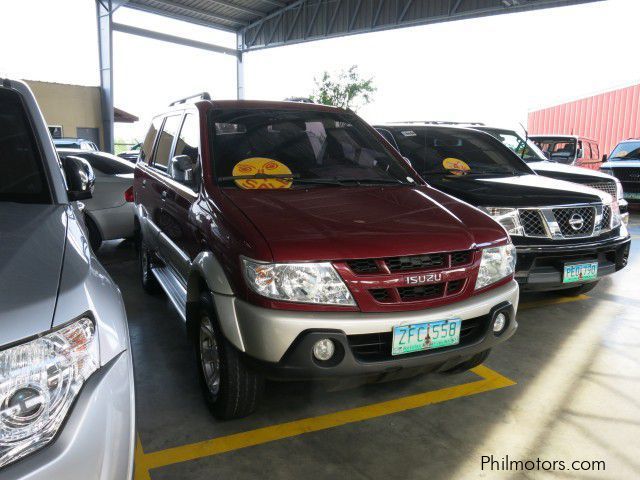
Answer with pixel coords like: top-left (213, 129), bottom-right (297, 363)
top-left (402, 156), bottom-right (412, 167)
top-left (602, 154), bottom-right (608, 162)
top-left (170, 155), bottom-right (196, 184)
top-left (62, 155), bottom-right (94, 200)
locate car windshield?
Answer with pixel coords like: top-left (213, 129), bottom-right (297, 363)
top-left (610, 141), bottom-right (640, 160)
top-left (384, 127), bottom-right (532, 177)
top-left (210, 109), bottom-right (416, 189)
top-left (476, 128), bottom-right (547, 163)
top-left (533, 137), bottom-right (577, 162)
top-left (0, 89), bottom-right (50, 203)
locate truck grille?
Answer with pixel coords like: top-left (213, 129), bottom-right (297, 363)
top-left (346, 250), bottom-right (473, 275)
top-left (609, 167), bottom-right (640, 184)
top-left (601, 205), bottom-right (611, 230)
top-left (583, 181), bottom-right (617, 197)
top-left (519, 209), bottom-right (547, 237)
top-left (348, 314), bottom-right (490, 362)
top-left (552, 206), bottom-right (596, 237)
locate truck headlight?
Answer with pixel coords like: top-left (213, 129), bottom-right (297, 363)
top-left (481, 207), bottom-right (524, 236)
top-left (243, 258), bottom-right (356, 306)
top-left (614, 178), bottom-right (624, 200)
top-left (610, 200), bottom-right (622, 229)
top-left (0, 317), bottom-right (99, 468)
top-left (475, 244), bottom-right (516, 290)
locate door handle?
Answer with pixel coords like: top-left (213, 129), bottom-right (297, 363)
top-left (161, 190), bottom-right (168, 200)
top-left (142, 179), bottom-right (147, 187)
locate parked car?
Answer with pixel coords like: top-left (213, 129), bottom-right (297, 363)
top-left (0, 78), bottom-right (134, 477)
top-left (52, 137), bottom-right (99, 151)
top-left (529, 134), bottom-right (602, 170)
top-left (601, 139), bottom-right (640, 203)
top-left (374, 124), bottom-right (630, 295)
top-left (118, 142), bottom-right (141, 162)
top-left (472, 126), bottom-right (629, 224)
top-left (57, 149), bottom-right (135, 251)
top-left (134, 94), bottom-right (520, 419)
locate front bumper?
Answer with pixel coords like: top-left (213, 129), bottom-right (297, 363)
top-left (1, 352), bottom-right (135, 480)
top-left (217, 280), bottom-right (519, 379)
top-left (514, 233), bottom-right (631, 291)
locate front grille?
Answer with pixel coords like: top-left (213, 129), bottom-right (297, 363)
top-left (519, 209), bottom-right (547, 237)
top-left (552, 207), bottom-right (596, 237)
top-left (370, 289), bottom-right (391, 303)
top-left (584, 181), bottom-right (617, 197)
top-left (386, 254), bottom-right (445, 272)
top-left (348, 314), bottom-right (490, 362)
top-left (397, 283), bottom-right (445, 302)
top-left (447, 279), bottom-right (465, 294)
top-left (451, 251), bottom-right (472, 266)
top-left (601, 205), bottom-right (611, 230)
top-left (346, 259), bottom-right (378, 274)
top-left (610, 167), bottom-right (640, 183)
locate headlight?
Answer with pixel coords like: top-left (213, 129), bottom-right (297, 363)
top-left (615, 179), bottom-right (624, 200)
top-left (481, 207), bottom-right (524, 236)
top-left (475, 244), bottom-right (517, 290)
top-left (610, 199), bottom-right (622, 229)
top-left (242, 258), bottom-right (355, 306)
top-left (0, 317), bottom-right (99, 468)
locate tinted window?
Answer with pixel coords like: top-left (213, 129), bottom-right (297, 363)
top-left (174, 113), bottom-right (199, 164)
top-left (478, 128), bottom-right (547, 162)
top-left (0, 89), bottom-right (50, 203)
top-left (61, 151), bottom-right (134, 175)
top-left (610, 141), bottom-right (640, 160)
top-left (140, 117), bottom-right (162, 163)
top-left (388, 127), bottom-right (531, 176)
top-left (211, 109), bottom-right (414, 189)
top-left (54, 140), bottom-right (82, 149)
top-left (153, 115), bottom-right (181, 170)
top-left (375, 128), bottom-right (399, 149)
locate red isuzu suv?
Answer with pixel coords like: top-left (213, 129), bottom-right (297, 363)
top-left (133, 94), bottom-right (519, 418)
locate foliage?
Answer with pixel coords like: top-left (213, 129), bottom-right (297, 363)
top-left (310, 65), bottom-right (376, 111)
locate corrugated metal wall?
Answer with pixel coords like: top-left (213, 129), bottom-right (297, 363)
top-left (528, 83), bottom-right (640, 156)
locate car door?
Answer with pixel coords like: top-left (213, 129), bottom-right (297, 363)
top-left (159, 111), bottom-right (202, 281)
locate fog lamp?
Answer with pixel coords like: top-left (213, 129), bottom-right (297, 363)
top-left (312, 339), bottom-right (335, 361)
top-left (493, 312), bottom-right (507, 334)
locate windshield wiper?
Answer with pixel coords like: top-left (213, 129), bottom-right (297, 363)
top-left (294, 178), bottom-right (406, 186)
top-left (217, 173), bottom-right (301, 181)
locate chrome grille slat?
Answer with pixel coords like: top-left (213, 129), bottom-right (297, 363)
top-left (584, 181), bottom-right (617, 197)
top-left (519, 209), bottom-right (547, 237)
top-left (515, 204), bottom-right (606, 239)
top-left (552, 206), bottom-right (596, 237)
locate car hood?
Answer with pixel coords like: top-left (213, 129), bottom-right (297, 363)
top-left (602, 160), bottom-right (640, 168)
top-left (425, 174), bottom-right (607, 208)
top-left (0, 203), bottom-right (67, 347)
top-left (528, 161), bottom-right (614, 182)
top-left (223, 186), bottom-right (507, 262)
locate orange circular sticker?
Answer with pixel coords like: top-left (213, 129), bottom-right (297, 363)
top-left (442, 157), bottom-right (471, 175)
top-left (232, 157), bottom-right (293, 190)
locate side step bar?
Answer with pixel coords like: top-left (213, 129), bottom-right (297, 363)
top-left (151, 266), bottom-right (187, 321)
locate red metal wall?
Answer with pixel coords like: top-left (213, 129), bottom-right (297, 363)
top-left (528, 83), bottom-right (640, 156)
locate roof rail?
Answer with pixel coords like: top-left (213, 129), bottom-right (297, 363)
top-left (391, 120), bottom-right (485, 126)
top-left (169, 92), bottom-right (211, 106)
top-left (284, 97), bottom-right (315, 103)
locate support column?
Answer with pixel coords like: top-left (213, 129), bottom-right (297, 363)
top-left (236, 32), bottom-right (245, 99)
top-left (96, 0), bottom-right (114, 153)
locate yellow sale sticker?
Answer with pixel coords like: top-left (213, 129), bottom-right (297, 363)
top-left (442, 157), bottom-right (470, 175)
top-left (232, 157), bottom-right (293, 190)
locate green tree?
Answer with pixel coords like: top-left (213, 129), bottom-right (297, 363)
top-left (310, 65), bottom-right (376, 111)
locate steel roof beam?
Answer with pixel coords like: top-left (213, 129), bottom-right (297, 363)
top-left (147, 0), bottom-right (249, 26)
top-left (199, 0), bottom-right (265, 18)
top-left (125, 3), bottom-right (239, 31)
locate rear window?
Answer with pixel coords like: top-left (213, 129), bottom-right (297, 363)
top-left (210, 109), bottom-right (414, 189)
top-left (62, 151), bottom-right (134, 175)
top-left (0, 89), bottom-right (50, 203)
top-left (610, 141), bottom-right (640, 160)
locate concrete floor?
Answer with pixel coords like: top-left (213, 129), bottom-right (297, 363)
top-left (99, 212), bottom-right (640, 480)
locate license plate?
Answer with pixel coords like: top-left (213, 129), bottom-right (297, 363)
top-left (624, 192), bottom-right (640, 200)
top-left (392, 319), bottom-right (461, 356)
top-left (563, 261), bottom-right (598, 283)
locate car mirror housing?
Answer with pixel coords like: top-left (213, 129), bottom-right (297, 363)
top-left (602, 154), bottom-right (608, 162)
top-left (62, 155), bottom-right (94, 201)
top-left (170, 154), bottom-right (196, 184)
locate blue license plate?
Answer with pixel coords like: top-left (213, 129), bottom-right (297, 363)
top-left (392, 319), bottom-right (461, 356)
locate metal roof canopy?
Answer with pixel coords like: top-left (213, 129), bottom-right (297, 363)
top-left (96, 0), bottom-right (602, 151)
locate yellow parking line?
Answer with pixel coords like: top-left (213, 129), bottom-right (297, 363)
top-left (134, 435), bottom-right (151, 480)
top-left (135, 365), bottom-right (514, 475)
top-left (519, 294), bottom-right (590, 311)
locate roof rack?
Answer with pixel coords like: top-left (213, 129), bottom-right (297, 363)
top-left (169, 92), bottom-right (211, 106)
top-left (391, 120), bottom-right (485, 126)
top-left (283, 97), bottom-right (315, 103)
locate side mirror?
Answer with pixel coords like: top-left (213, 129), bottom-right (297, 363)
top-left (576, 148), bottom-right (583, 158)
top-left (62, 155), bottom-right (94, 201)
top-left (402, 156), bottom-right (412, 167)
top-left (169, 155), bottom-right (196, 184)
top-left (602, 154), bottom-right (608, 162)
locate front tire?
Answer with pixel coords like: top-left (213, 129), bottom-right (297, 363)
top-left (196, 293), bottom-right (264, 419)
top-left (563, 281), bottom-right (599, 296)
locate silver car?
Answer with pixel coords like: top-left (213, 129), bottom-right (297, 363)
top-left (0, 79), bottom-right (135, 478)
top-left (57, 149), bottom-right (136, 251)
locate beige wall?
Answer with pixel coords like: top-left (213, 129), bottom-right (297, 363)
top-left (26, 80), bottom-right (103, 148)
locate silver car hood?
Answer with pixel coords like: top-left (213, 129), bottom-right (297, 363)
top-left (0, 203), bottom-right (67, 347)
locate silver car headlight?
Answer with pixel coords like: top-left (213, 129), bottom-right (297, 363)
top-left (475, 244), bottom-right (517, 290)
top-left (481, 207), bottom-right (524, 236)
top-left (610, 199), bottom-right (622, 229)
top-left (0, 317), bottom-right (99, 468)
top-left (242, 258), bottom-right (356, 306)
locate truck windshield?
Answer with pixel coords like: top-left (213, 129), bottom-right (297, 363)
top-left (0, 89), bottom-right (50, 203)
top-left (533, 137), bottom-right (577, 163)
top-left (211, 109), bottom-right (416, 189)
top-left (475, 128), bottom-right (547, 163)
top-left (385, 127), bottom-right (532, 177)
top-left (610, 141), bottom-right (640, 160)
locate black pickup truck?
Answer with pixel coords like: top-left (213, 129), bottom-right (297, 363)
top-left (375, 124), bottom-right (631, 294)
